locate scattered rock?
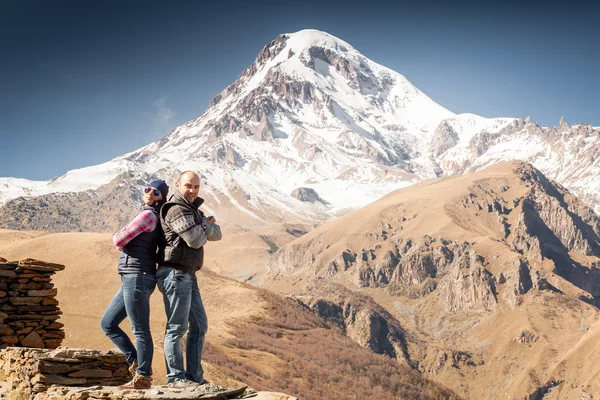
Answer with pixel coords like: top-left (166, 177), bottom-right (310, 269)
top-left (514, 330), bottom-right (539, 344)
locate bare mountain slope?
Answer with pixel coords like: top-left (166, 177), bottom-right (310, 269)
top-left (248, 161), bottom-right (600, 399)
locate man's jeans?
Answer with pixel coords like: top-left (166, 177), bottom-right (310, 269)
top-left (100, 273), bottom-right (156, 377)
top-left (156, 266), bottom-right (208, 383)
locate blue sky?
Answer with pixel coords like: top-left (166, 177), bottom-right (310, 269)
top-left (1, 0), bottom-right (598, 180)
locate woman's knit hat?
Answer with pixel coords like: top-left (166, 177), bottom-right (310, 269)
top-left (147, 179), bottom-right (169, 200)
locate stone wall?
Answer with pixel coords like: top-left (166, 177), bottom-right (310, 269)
top-left (0, 258), bottom-right (65, 349)
top-left (0, 347), bottom-right (290, 400)
top-left (0, 347), bottom-right (129, 397)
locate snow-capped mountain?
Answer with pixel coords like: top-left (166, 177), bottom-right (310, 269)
top-left (1, 29), bottom-right (599, 231)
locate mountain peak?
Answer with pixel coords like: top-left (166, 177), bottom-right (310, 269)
top-left (204, 28), bottom-right (455, 138)
top-left (283, 29), bottom-right (357, 54)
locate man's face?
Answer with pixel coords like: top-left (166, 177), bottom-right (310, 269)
top-left (176, 173), bottom-right (200, 203)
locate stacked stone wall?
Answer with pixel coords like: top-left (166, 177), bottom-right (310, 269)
top-left (0, 258), bottom-right (65, 349)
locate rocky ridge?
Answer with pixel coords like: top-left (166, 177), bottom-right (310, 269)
top-left (270, 162), bottom-right (600, 299)
top-left (439, 117), bottom-right (600, 215)
top-left (261, 162), bottom-right (600, 399)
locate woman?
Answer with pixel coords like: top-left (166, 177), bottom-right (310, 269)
top-left (100, 179), bottom-right (169, 390)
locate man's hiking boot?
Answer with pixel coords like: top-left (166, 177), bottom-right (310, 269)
top-left (118, 373), bottom-right (152, 390)
top-left (128, 360), bottom-right (138, 377)
top-left (167, 378), bottom-right (201, 388)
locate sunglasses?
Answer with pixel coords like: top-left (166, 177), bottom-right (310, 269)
top-left (144, 187), bottom-right (161, 196)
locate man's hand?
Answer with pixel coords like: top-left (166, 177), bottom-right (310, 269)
top-left (203, 215), bottom-right (222, 241)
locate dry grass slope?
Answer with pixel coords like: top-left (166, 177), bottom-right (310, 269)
top-left (205, 290), bottom-right (461, 400)
top-left (0, 229), bottom-right (457, 398)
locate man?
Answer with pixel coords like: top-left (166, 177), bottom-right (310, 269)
top-left (157, 171), bottom-right (222, 388)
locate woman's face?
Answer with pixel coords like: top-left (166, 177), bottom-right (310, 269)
top-left (143, 187), bottom-right (163, 206)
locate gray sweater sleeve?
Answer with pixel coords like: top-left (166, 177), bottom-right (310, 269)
top-left (165, 206), bottom-right (207, 249)
top-left (202, 223), bottom-right (222, 241)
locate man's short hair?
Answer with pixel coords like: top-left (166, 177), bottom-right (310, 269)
top-left (177, 170), bottom-right (199, 183)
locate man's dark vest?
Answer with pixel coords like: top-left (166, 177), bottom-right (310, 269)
top-left (117, 204), bottom-right (162, 275)
top-left (158, 191), bottom-right (205, 273)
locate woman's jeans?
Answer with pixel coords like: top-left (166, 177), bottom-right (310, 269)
top-left (156, 266), bottom-right (208, 383)
top-left (100, 273), bottom-right (156, 377)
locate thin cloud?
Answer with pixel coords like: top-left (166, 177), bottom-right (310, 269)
top-left (152, 97), bottom-right (174, 135)
top-left (139, 96), bottom-right (176, 145)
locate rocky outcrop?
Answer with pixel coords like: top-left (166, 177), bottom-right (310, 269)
top-left (497, 258), bottom-right (555, 309)
top-left (520, 167), bottom-right (600, 257)
top-left (514, 330), bottom-right (539, 344)
top-left (326, 250), bottom-right (357, 276)
top-left (213, 144), bottom-right (247, 168)
top-left (252, 35), bottom-right (290, 71)
top-left (290, 187), bottom-right (328, 204)
top-left (209, 35), bottom-right (289, 108)
top-left (32, 385), bottom-right (255, 400)
top-left (0, 259), bottom-right (65, 349)
top-left (502, 164), bottom-right (600, 296)
top-left (432, 121), bottom-right (459, 157)
top-left (456, 182), bottom-right (510, 215)
top-left (305, 47), bottom-right (361, 88)
top-left (298, 282), bottom-right (411, 365)
top-left (508, 208), bottom-right (544, 260)
top-left (465, 119), bottom-right (527, 161)
top-left (274, 229), bottom-right (500, 314)
top-left (525, 380), bottom-right (563, 400)
top-left (207, 114), bottom-right (244, 139)
top-left (261, 70), bottom-right (315, 109)
top-left (421, 348), bottom-right (484, 375)
top-left (445, 163), bottom-right (600, 301)
top-left (347, 238), bottom-right (495, 312)
top-left (442, 253), bottom-right (497, 314)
